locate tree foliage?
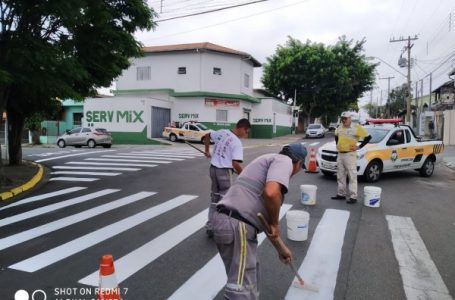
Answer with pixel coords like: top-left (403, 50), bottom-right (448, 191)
top-left (0, 0), bottom-right (156, 164)
top-left (261, 36), bottom-right (376, 126)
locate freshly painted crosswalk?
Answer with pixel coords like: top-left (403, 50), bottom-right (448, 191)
top-left (48, 148), bottom-right (205, 182)
top-left (1, 187), bottom-right (452, 300)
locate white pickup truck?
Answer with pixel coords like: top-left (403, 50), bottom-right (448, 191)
top-left (162, 122), bottom-right (211, 143)
top-left (316, 120), bottom-right (444, 182)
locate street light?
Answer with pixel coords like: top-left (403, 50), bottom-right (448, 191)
top-left (366, 56), bottom-right (407, 78)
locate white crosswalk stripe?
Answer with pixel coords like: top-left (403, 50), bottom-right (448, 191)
top-left (0, 189), bottom-right (119, 227)
top-left (51, 171), bottom-right (121, 176)
top-left (102, 155), bottom-right (185, 161)
top-left (52, 166), bottom-right (141, 171)
top-left (386, 215), bottom-right (452, 300)
top-left (84, 158), bottom-right (173, 164)
top-left (1, 192), bottom-right (156, 252)
top-left (0, 187), bottom-right (87, 211)
top-left (66, 161), bottom-right (158, 167)
top-left (49, 177), bottom-right (99, 182)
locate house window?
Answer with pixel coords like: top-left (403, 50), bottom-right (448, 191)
top-left (73, 112), bottom-right (83, 126)
top-left (178, 67), bottom-right (186, 74)
top-left (213, 67), bottom-right (222, 75)
top-left (137, 66), bottom-right (151, 80)
top-left (216, 109), bottom-right (228, 121)
top-left (244, 74), bottom-right (250, 88)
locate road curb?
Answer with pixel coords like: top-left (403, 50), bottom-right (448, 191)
top-left (0, 161), bottom-right (44, 201)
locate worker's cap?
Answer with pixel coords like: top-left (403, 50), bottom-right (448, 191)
top-left (340, 111), bottom-right (352, 118)
top-left (282, 143), bottom-right (308, 169)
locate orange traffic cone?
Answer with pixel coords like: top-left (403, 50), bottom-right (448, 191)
top-left (97, 254), bottom-right (121, 300)
top-left (305, 147), bottom-right (319, 173)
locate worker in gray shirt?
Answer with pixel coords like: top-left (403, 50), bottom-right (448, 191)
top-left (212, 143), bottom-right (307, 299)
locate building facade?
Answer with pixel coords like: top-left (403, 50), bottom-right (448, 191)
top-left (84, 42), bottom-right (292, 144)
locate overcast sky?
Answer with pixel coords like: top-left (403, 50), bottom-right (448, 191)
top-left (131, 0), bottom-right (455, 108)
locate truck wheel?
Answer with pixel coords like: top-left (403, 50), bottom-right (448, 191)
top-left (419, 157), bottom-right (435, 177)
top-left (169, 134), bottom-right (177, 142)
top-left (363, 160), bottom-right (382, 182)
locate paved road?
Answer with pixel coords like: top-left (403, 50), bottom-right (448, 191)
top-left (1, 136), bottom-right (454, 300)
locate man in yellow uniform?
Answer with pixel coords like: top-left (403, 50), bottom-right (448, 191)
top-left (331, 112), bottom-right (371, 204)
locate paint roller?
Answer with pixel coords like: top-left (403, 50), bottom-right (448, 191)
top-left (257, 212), bottom-right (319, 292)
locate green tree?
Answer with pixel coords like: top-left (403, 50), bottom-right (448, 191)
top-left (261, 36), bottom-right (376, 127)
top-left (388, 84), bottom-right (410, 117)
top-left (0, 0), bottom-right (156, 165)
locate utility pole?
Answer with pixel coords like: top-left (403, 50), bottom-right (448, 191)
top-left (429, 72), bottom-right (433, 110)
top-left (390, 35), bottom-right (418, 124)
top-left (379, 76), bottom-right (394, 117)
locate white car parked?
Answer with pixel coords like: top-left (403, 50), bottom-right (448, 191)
top-left (305, 124), bottom-right (326, 138)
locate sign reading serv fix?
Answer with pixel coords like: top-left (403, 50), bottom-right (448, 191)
top-left (85, 110), bottom-right (144, 123)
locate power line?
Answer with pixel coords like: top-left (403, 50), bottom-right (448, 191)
top-left (156, 0), bottom-right (268, 22)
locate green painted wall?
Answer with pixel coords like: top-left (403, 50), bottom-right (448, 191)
top-left (111, 128), bottom-right (162, 145)
top-left (202, 122), bottom-right (291, 139)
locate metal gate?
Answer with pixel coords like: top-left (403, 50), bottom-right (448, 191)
top-left (151, 107), bottom-right (171, 138)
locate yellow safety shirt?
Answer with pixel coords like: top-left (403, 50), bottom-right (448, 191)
top-left (335, 124), bottom-right (368, 152)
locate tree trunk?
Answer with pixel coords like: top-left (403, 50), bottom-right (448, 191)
top-left (7, 109), bottom-right (24, 166)
top-left (31, 130), bottom-right (41, 145)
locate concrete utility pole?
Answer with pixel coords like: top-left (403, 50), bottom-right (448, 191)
top-left (379, 76), bottom-right (395, 117)
top-left (390, 35), bottom-right (418, 123)
top-left (429, 72), bottom-right (433, 110)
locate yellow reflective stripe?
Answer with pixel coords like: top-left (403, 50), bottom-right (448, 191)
top-left (237, 223), bottom-right (247, 287)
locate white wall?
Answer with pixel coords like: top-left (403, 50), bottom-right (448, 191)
top-left (252, 99), bottom-right (292, 126)
top-left (115, 51), bottom-right (255, 96)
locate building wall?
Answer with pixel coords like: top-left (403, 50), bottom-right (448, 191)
top-left (116, 51), bottom-right (254, 95)
top-left (251, 98), bottom-right (292, 138)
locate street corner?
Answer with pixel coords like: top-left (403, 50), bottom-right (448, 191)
top-left (0, 161), bottom-right (46, 201)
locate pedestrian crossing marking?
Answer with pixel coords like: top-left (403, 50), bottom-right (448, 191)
top-left (35, 150), bottom-right (116, 163)
top-left (49, 177), bottom-right (99, 182)
top-left (168, 204), bottom-right (292, 300)
top-left (102, 155), bottom-right (185, 161)
top-left (285, 209), bottom-right (350, 300)
top-left (53, 166), bottom-right (141, 171)
top-left (309, 142), bottom-right (320, 146)
top-left (0, 187), bottom-right (87, 212)
top-left (1, 192), bottom-right (157, 252)
top-left (79, 207), bottom-right (207, 286)
top-left (66, 162), bottom-right (158, 167)
top-left (10, 192), bottom-right (192, 272)
top-left (51, 171), bottom-right (121, 176)
top-left (0, 189), bottom-right (119, 227)
top-left (118, 153), bottom-right (199, 159)
top-left (386, 215), bottom-right (452, 300)
top-left (85, 158), bottom-right (172, 164)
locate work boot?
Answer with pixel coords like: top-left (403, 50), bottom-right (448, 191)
top-left (331, 195), bottom-right (345, 200)
top-left (206, 229), bottom-right (214, 238)
top-left (346, 198), bottom-right (357, 204)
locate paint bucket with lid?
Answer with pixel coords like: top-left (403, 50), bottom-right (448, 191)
top-left (300, 185), bottom-right (317, 205)
top-left (286, 210), bottom-right (310, 241)
top-left (364, 186), bottom-right (382, 207)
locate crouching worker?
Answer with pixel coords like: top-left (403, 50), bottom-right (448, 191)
top-left (212, 143), bottom-right (307, 299)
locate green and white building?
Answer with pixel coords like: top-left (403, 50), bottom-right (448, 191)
top-left (84, 42), bottom-right (292, 144)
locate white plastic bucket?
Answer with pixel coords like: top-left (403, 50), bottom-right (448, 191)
top-left (286, 210), bottom-right (310, 241)
top-left (364, 186), bottom-right (382, 207)
top-left (300, 185), bottom-right (317, 205)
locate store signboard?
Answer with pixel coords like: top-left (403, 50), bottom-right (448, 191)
top-left (205, 98), bottom-right (240, 107)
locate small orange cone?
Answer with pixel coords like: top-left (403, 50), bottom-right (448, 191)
top-left (305, 147), bottom-right (319, 173)
top-left (97, 254), bottom-right (121, 300)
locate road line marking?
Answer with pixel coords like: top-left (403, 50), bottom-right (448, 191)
top-left (309, 142), bottom-right (320, 146)
top-left (85, 158), bottom-right (172, 164)
top-left (10, 192), bottom-right (171, 272)
top-left (131, 151), bottom-right (203, 156)
top-left (51, 171), bottom-right (121, 176)
top-left (66, 162), bottom-right (157, 167)
top-left (386, 215), bottom-right (452, 300)
top-left (49, 177), bottom-right (99, 182)
top-left (53, 166), bottom-right (140, 171)
top-left (0, 189), bottom-right (119, 227)
top-left (79, 207), bottom-right (207, 286)
top-left (285, 209), bottom-right (350, 300)
top-left (168, 204), bottom-right (292, 300)
top-left (2, 192), bottom-right (156, 252)
top-left (35, 150), bottom-right (116, 162)
top-left (102, 155), bottom-right (185, 161)
top-left (0, 187), bottom-right (87, 211)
